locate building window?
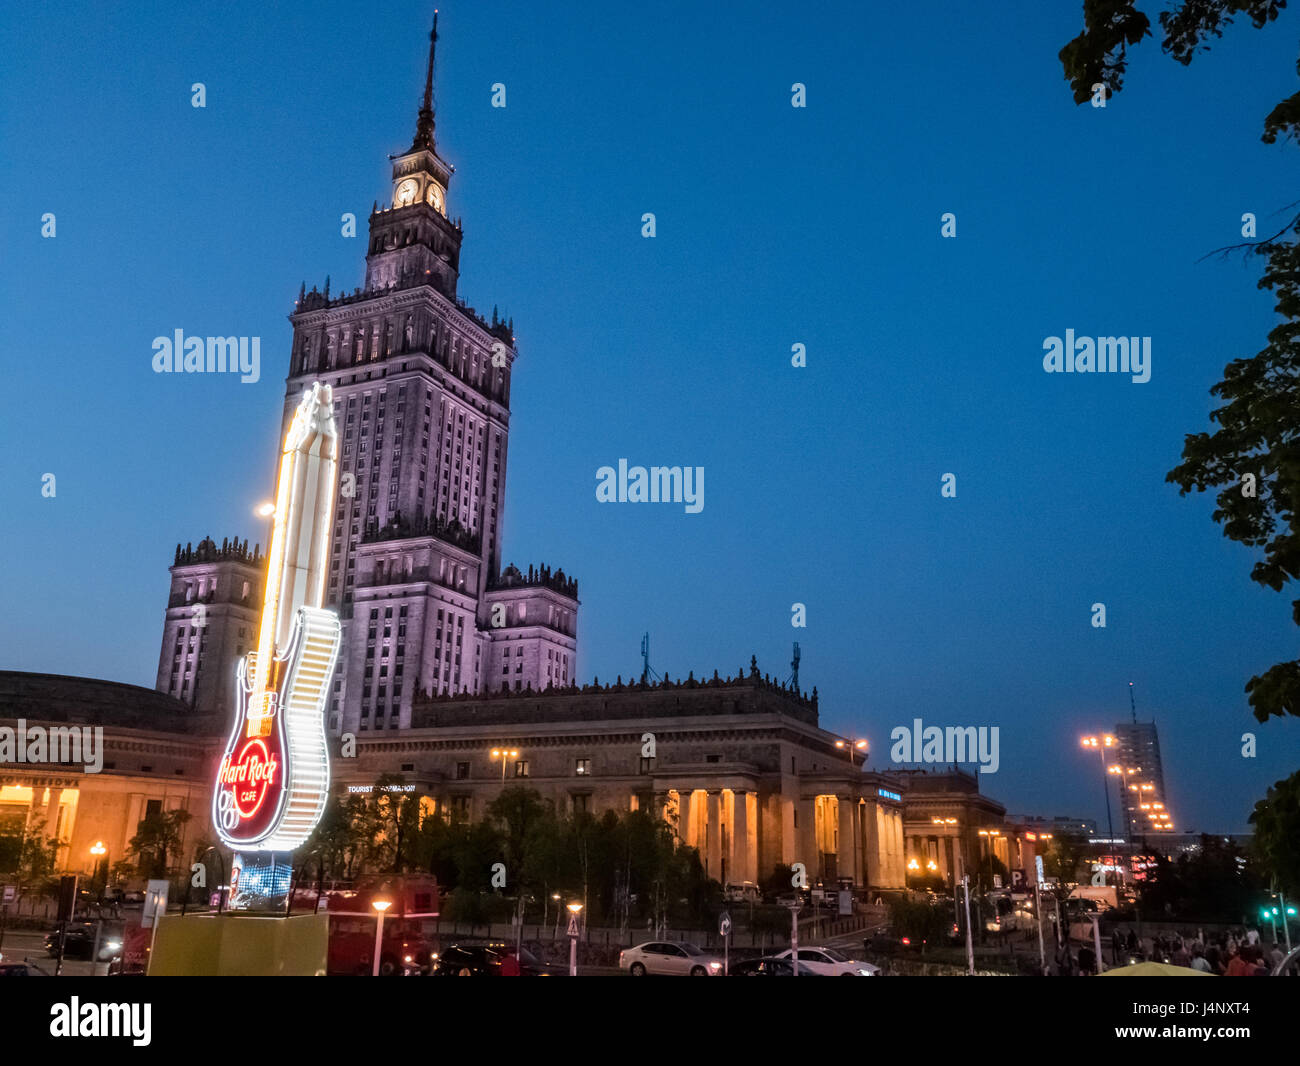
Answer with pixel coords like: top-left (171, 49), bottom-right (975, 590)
top-left (640, 756), bottom-right (655, 774)
top-left (515, 760), bottom-right (530, 778)
top-left (574, 758), bottom-right (591, 776)
top-left (571, 794), bottom-right (589, 814)
top-left (456, 761), bottom-right (470, 780)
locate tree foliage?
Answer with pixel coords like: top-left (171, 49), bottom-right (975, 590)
top-left (1249, 770), bottom-right (1300, 894)
top-left (294, 779), bottom-right (716, 927)
top-left (1138, 834), bottom-right (1264, 920)
top-left (126, 809), bottom-right (192, 879)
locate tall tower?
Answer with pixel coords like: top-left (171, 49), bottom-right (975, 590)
top-left (155, 537), bottom-right (263, 718)
top-left (280, 13), bottom-right (578, 737)
top-left (1114, 720), bottom-right (1174, 836)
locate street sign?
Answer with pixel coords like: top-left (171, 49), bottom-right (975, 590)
top-left (1, 885), bottom-right (15, 904)
top-left (718, 911), bottom-right (731, 937)
top-left (142, 879), bottom-right (170, 929)
top-left (566, 912), bottom-right (579, 937)
top-left (1035, 855), bottom-right (1045, 885)
top-left (837, 890), bottom-right (852, 916)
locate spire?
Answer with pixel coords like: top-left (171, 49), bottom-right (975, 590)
top-left (411, 10), bottom-right (438, 152)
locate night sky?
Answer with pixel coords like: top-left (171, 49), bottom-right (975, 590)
top-left (3, 1), bottom-right (1298, 833)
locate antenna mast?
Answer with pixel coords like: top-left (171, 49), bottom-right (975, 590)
top-left (784, 641), bottom-right (801, 690)
top-left (640, 632), bottom-right (661, 684)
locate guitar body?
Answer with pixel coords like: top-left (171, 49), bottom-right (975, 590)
top-left (213, 605), bottom-right (340, 851)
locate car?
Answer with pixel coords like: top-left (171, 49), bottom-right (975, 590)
top-left (43, 923), bottom-right (124, 962)
top-left (619, 941), bottom-right (725, 976)
top-left (774, 946), bottom-right (879, 976)
top-left (431, 943), bottom-right (545, 976)
top-left (723, 881), bottom-right (761, 905)
top-left (0, 963), bottom-right (37, 976)
top-left (730, 956), bottom-right (822, 976)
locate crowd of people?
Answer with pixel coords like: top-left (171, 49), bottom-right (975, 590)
top-left (1049, 926), bottom-right (1289, 975)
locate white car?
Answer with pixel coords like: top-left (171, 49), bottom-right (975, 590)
top-left (620, 941), bottom-right (725, 976)
top-left (775, 946), bottom-right (879, 976)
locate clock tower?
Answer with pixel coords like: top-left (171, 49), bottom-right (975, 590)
top-left (365, 12), bottom-right (462, 298)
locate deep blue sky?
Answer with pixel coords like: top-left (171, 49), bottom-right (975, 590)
top-left (3, 1), bottom-right (1297, 833)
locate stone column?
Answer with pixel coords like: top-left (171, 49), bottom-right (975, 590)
top-left (43, 787), bottom-right (64, 840)
top-left (862, 801), bottom-right (882, 890)
top-left (733, 790), bottom-right (750, 884)
top-left (706, 790), bottom-right (722, 880)
top-left (780, 794), bottom-right (797, 866)
top-left (677, 789), bottom-right (693, 847)
top-left (797, 797), bottom-right (817, 879)
top-left (837, 797), bottom-right (857, 885)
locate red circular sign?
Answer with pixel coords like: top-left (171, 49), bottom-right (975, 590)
top-left (218, 738), bottom-right (280, 821)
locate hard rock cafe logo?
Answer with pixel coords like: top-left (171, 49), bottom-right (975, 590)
top-left (217, 738), bottom-right (281, 823)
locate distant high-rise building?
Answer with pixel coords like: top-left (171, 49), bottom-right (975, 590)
top-left (1113, 720), bottom-right (1174, 835)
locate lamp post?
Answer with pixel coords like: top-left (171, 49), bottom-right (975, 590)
top-left (833, 737), bottom-right (868, 889)
top-left (491, 747), bottom-right (520, 783)
top-left (1080, 735), bottom-right (1118, 881)
top-left (551, 892), bottom-right (562, 939)
top-left (371, 895), bottom-right (392, 977)
top-left (566, 902), bottom-right (583, 977)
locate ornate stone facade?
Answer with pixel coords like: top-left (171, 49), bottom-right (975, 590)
top-left (276, 18), bottom-right (578, 736)
top-left (340, 664), bottom-right (909, 893)
top-left (154, 537), bottom-right (263, 718)
top-left (0, 673), bottom-right (215, 882)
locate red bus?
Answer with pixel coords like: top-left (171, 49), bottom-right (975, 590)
top-left (318, 875), bottom-right (440, 976)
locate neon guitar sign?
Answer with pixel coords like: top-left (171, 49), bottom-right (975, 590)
top-left (213, 382), bottom-right (341, 851)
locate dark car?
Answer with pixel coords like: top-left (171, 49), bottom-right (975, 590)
top-left (0, 963), bottom-right (37, 976)
top-left (730, 957), bottom-right (819, 977)
top-left (431, 943), bottom-right (545, 976)
top-left (44, 923), bottom-right (124, 961)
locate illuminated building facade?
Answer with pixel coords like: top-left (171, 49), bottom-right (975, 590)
top-left (893, 768), bottom-right (1037, 889)
top-left (0, 672), bottom-right (214, 886)
top-left (338, 663), bottom-right (909, 895)
top-left (1113, 720), bottom-right (1175, 835)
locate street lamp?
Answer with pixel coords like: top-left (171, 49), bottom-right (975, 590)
top-left (371, 894), bottom-right (393, 977)
top-left (566, 902), bottom-right (583, 977)
top-left (1080, 735), bottom-right (1118, 870)
top-left (833, 738), bottom-right (868, 890)
top-left (977, 828), bottom-right (1001, 890)
top-left (490, 747), bottom-right (520, 782)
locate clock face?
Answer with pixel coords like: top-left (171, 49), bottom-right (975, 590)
top-left (426, 184), bottom-right (443, 211)
top-left (396, 179), bottom-right (418, 206)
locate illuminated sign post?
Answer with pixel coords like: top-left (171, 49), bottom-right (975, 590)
top-left (212, 383), bottom-right (341, 909)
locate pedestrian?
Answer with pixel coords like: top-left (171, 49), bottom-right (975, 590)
top-left (1077, 943), bottom-right (1096, 976)
top-left (1189, 944), bottom-right (1212, 973)
top-left (1172, 937), bottom-right (1190, 968)
top-left (1225, 944), bottom-right (1255, 977)
top-left (1126, 929), bottom-right (1138, 955)
top-left (1111, 928), bottom-right (1124, 966)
